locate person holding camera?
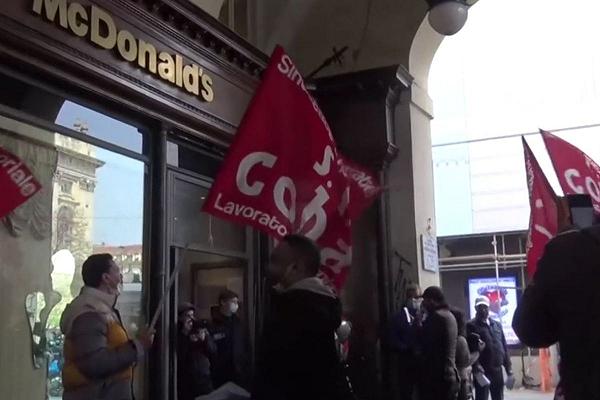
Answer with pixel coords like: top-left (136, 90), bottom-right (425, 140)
top-left (513, 195), bottom-right (600, 400)
top-left (177, 306), bottom-right (217, 400)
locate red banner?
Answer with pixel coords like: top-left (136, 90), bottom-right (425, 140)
top-left (542, 130), bottom-right (600, 213)
top-left (202, 46), bottom-right (380, 291)
top-left (0, 146), bottom-right (41, 218)
top-left (523, 137), bottom-right (558, 278)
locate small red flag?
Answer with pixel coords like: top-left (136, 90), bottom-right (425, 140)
top-left (542, 130), bottom-right (600, 213)
top-left (522, 137), bottom-right (558, 278)
top-left (0, 146), bottom-right (41, 218)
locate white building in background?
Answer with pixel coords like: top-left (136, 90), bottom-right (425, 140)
top-left (429, 0), bottom-right (600, 238)
top-left (50, 121), bottom-right (105, 318)
top-left (52, 121), bottom-right (104, 258)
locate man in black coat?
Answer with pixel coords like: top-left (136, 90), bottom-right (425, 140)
top-left (513, 223), bottom-right (600, 400)
top-left (252, 234), bottom-right (351, 400)
top-left (467, 296), bottom-right (512, 400)
top-left (389, 283), bottom-right (422, 400)
top-left (417, 286), bottom-right (459, 400)
top-left (210, 289), bottom-right (246, 388)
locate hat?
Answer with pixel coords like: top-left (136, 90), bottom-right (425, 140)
top-left (475, 296), bottom-right (490, 307)
top-left (178, 302), bottom-right (195, 316)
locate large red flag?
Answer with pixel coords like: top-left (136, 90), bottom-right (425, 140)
top-left (523, 137), bottom-right (558, 278)
top-left (202, 46), bottom-right (380, 290)
top-left (0, 146), bottom-right (41, 218)
top-left (542, 130), bottom-right (600, 213)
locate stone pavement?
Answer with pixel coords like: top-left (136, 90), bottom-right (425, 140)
top-left (505, 388), bottom-right (554, 400)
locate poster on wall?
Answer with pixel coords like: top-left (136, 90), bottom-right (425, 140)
top-left (421, 234), bottom-right (439, 272)
top-left (468, 277), bottom-right (520, 345)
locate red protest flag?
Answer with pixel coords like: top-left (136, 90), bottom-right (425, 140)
top-left (541, 130), bottom-right (600, 213)
top-left (0, 146), bottom-right (41, 218)
top-left (202, 46), bottom-right (380, 290)
top-left (522, 137), bottom-right (558, 278)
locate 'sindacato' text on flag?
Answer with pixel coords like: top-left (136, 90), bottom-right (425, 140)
top-left (202, 46), bottom-right (380, 290)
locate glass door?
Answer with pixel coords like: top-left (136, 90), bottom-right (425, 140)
top-left (167, 170), bottom-right (255, 399)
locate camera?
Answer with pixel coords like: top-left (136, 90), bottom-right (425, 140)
top-left (566, 194), bottom-right (597, 229)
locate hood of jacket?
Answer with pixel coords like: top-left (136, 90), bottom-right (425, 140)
top-left (276, 277), bottom-right (341, 332)
top-left (60, 286), bottom-right (118, 335)
top-left (285, 277), bottom-right (336, 298)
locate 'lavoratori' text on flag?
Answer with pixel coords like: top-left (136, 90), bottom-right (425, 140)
top-left (202, 46), bottom-right (380, 291)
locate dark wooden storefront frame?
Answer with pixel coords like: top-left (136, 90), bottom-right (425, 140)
top-left (0, 1), bottom-right (267, 399)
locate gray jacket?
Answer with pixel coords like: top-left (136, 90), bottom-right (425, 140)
top-left (60, 287), bottom-right (144, 400)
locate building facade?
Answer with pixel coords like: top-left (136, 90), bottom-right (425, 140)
top-left (0, 1), bottom-right (447, 399)
top-left (0, 0), bottom-right (267, 399)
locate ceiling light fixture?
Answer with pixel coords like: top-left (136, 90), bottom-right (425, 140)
top-left (426, 0), bottom-right (477, 36)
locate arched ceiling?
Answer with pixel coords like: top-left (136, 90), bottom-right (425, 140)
top-left (189, 0), bottom-right (433, 78)
top-left (253, 0), bottom-right (430, 77)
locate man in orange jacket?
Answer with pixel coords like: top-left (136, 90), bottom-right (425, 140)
top-left (60, 253), bottom-right (154, 400)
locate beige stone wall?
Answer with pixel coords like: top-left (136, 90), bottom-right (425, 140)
top-left (0, 126), bottom-right (58, 400)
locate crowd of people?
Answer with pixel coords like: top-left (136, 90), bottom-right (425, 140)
top-left (390, 285), bottom-right (512, 400)
top-left (56, 228), bottom-right (598, 400)
top-left (176, 290), bottom-right (247, 400)
top-left (57, 235), bottom-right (353, 400)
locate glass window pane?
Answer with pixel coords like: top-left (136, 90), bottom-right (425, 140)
top-left (172, 176), bottom-right (246, 253)
top-left (0, 111), bottom-right (145, 398)
top-left (0, 70), bottom-right (143, 153)
top-left (176, 250), bottom-right (251, 391)
top-left (56, 101), bottom-right (143, 153)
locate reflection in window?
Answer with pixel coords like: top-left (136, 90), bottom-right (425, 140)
top-left (172, 177), bottom-right (246, 252)
top-left (0, 113), bottom-right (145, 399)
top-left (47, 127), bottom-right (145, 397)
top-left (56, 104), bottom-right (143, 153)
top-left (60, 181), bottom-right (73, 194)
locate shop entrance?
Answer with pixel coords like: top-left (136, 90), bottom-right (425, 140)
top-left (167, 169), bottom-right (256, 399)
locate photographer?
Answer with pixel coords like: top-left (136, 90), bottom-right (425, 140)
top-left (178, 316), bottom-right (217, 400)
top-left (513, 195), bottom-right (600, 400)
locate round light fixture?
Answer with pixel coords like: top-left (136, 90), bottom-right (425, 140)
top-left (428, 1), bottom-right (469, 36)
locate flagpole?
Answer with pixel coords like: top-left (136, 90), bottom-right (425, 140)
top-left (149, 243), bottom-right (190, 331)
top-left (492, 234), bottom-right (502, 326)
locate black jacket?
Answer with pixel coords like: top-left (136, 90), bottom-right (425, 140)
top-left (210, 309), bottom-right (247, 388)
top-left (467, 317), bottom-right (511, 374)
top-left (513, 226), bottom-right (600, 400)
top-left (390, 307), bottom-right (418, 355)
top-left (417, 307), bottom-right (459, 400)
top-left (253, 278), bottom-right (351, 400)
top-left (177, 332), bottom-right (217, 400)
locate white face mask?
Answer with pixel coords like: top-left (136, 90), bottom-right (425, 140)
top-left (104, 272), bottom-right (122, 297)
top-left (229, 302), bottom-right (239, 314)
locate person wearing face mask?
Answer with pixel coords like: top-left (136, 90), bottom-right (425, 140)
top-left (210, 289), bottom-right (247, 388)
top-left (467, 296), bottom-right (512, 400)
top-left (252, 234), bottom-right (353, 400)
top-left (389, 283), bottom-right (422, 400)
top-left (59, 254), bottom-right (154, 400)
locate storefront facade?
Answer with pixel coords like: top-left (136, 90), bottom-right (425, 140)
top-left (0, 0), bottom-right (267, 398)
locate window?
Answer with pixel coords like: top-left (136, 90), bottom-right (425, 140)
top-left (0, 102), bottom-right (146, 399)
top-left (60, 181), bottom-right (73, 194)
top-left (0, 69), bottom-right (144, 154)
top-left (56, 102), bottom-right (143, 153)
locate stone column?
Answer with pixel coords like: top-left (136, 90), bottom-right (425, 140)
top-left (386, 79), bottom-right (439, 297)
